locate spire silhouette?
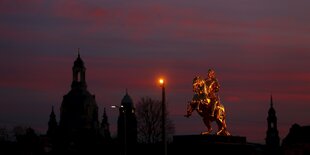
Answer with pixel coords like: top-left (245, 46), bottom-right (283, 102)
top-left (266, 95), bottom-right (280, 148)
top-left (270, 94), bottom-right (273, 108)
top-left (78, 48), bottom-right (80, 58)
top-left (47, 105), bottom-right (58, 137)
top-left (100, 107), bottom-right (111, 140)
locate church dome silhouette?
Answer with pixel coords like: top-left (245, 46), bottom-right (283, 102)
top-left (121, 91), bottom-right (134, 108)
top-left (59, 53), bottom-right (98, 134)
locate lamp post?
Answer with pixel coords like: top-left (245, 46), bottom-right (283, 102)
top-left (159, 78), bottom-right (167, 155)
top-left (111, 105), bottom-right (126, 155)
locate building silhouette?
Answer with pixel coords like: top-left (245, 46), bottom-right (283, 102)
top-left (117, 90), bottom-right (137, 145)
top-left (46, 106), bottom-right (57, 137)
top-left (282, 124), bottom-right (310, 155)
top-left (51, 53), bottom-right (101, 153)
top-left (265, 95), bottom-right (280, 147)
top-left (59, 53), bottom-right (99, 133)
top-left (99, 108), bottom-right (111, 141)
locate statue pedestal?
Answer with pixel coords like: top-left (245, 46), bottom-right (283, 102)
top-left (171, 135), bottom-right (256, 155)
top-left (173, 134), bottom-right (246, 144)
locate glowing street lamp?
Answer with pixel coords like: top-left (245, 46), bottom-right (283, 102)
top-left (111, 105), bottom-right (127, 155)
top-left (158, 78), bottom-right (167, 155)
top-left (159, 79), bottom-right (164, 85)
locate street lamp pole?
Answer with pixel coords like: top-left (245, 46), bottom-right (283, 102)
top-left (159, 78), bottom-right (167, 155)
top-left (111, 105), bottom-right (126, 155)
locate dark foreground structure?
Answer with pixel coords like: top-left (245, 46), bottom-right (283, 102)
top-left (170, 135), bottom-right (263, 155)
top-left (111, 134), bottom-right (265, 155)
top-left (91, 134), bottom-right (264, 155)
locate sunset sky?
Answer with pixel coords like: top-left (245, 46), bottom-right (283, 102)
top-left (1, 0), bottom-right (310, 144)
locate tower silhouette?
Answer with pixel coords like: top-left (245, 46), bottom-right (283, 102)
top-left (71, 51), bottom-right (87, 89)
top-left (100, 108), bottom-right (111, 141)
top-left (58, 52), bottom-right (99, 151)
top-left (47, 106), bottom-right (57, 137)
top-left (117, 90), bottom-right (137, 145)
top-left (265, 95), bottom-right (280, 153)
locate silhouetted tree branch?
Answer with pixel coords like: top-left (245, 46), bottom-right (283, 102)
top-left (136, 97), bottom-right (175, 144)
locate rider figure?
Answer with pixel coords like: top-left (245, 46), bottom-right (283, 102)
top-left (205, 69), bottom-right (220, 117)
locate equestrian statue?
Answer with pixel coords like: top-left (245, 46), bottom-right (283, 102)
top-left (184, 69), bottom-right (231, 136)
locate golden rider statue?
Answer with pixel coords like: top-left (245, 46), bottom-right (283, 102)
top-left (205, 69), bottom-right (220, 117)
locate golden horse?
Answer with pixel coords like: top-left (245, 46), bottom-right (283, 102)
top-left (184, 76), bottom-right (231, 136)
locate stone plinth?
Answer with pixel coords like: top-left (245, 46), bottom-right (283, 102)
top-left (173, 134), bottom-right (246, 144)
top-left (170, 135), bottom-right (257, 155)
